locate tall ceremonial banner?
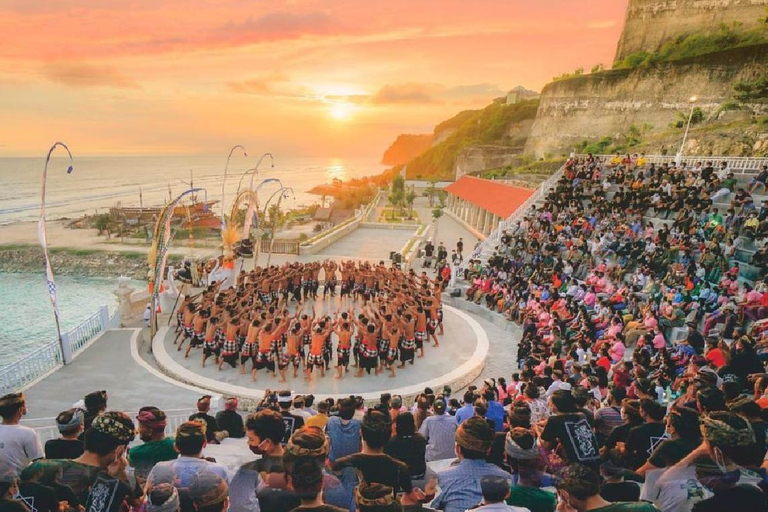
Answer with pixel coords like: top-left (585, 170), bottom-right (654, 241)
top-left (38, 142), bottom-right (74, 360)
top-left (148, 188), bottom-right (204, 302)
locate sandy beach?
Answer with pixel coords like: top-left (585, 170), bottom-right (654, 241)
top-left (0, 220), bottom-right (220, 257)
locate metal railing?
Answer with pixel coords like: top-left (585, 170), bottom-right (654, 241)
top-left (452, 163), bottom-right (567, 284)
top-left (0, 305), bottom-right (112, 395)
top-left (581, 154), bottom-right (767, 174)
top-left (260, 239), bottom-right (300, 255)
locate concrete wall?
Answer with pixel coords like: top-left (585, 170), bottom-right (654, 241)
top-left (525, 44), bottom-right (768, 159)
top-left (299, 219), bottom-right (361, 255)
top-left (615, 0), bottom-right (768, 62)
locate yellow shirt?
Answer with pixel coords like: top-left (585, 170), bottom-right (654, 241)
top-left (306, 413), bottom-right (329, 429)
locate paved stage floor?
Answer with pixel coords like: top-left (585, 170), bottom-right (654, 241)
top-left (158, 298), bottom-right (483, 398)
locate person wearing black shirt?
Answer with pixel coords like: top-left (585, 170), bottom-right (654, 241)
top-left (599, 450), bottom-right (640, 503)
top-left (189, 395), bottom-right (221, 443)
top-left (537, 390), bottom-right (600, 470)
top-left (18, 464), bottom-right (59, 512)
top-left (215, 398), bottom-right (244, 439)
top-left (333, 409), bottom-right (412, 495)
top-left (45, 409), bottom-right (85, 460)
top-left (384, 412), bottom-right (428, 481)
top-left (82, 391), bottom-right (108, 432)
top-left (625, 398), bottom-right (666, 470)
top-left (277, 392), bottom-right (304, 444)
top-left (686, 321), bottom-right (705, 354)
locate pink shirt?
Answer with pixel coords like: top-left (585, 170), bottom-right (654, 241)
top-left (584, 292), bottom-right (597, 307)
top-left (653, 332), bottom-right (666, 349)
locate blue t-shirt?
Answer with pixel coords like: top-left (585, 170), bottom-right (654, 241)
top-left (325, 417), bottom-right (361, 462)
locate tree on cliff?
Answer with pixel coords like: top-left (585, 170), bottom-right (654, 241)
top-left (405, 187), bottom-right (416, 218)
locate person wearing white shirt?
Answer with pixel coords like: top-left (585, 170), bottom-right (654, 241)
top-left (545, 371), bottom-right (572, 398)
top-left (0, 393), bottom-right (43, 478)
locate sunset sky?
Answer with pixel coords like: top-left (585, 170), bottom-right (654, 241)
top-left (0, 0), bottom-right (628, 158)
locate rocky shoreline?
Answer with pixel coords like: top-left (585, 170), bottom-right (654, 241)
top-left (0, 246), bottom-right (181, 280)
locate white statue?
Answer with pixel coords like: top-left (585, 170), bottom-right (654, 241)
top-left (113, 276), bottom-right (135, 325)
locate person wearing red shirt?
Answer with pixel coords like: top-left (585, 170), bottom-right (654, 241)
top-left (704, 339), bottom-right (727, 368)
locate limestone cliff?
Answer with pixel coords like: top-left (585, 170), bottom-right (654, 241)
top-left (525, 44), bottom-right (768, 158)
top-left (616, 0), bottom-right (768, 62)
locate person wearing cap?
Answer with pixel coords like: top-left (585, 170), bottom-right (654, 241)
top-left (0, 393), bottom-right (43, 478)
top-left (215, 397), bottom-right (245, 439)
top-left (431, 417), bottom-right (511, 512)
top-left (53, 411), bottom-right (144, 510)
top-left (147, 421), bottom-right (228, 493)
top-left (44, 408), bottom-right (84, 459)
top-left (418, 399), bottom-right (457, 462)
top-left (129, 406), bottom-right (176, 483)
top-left (189, 395), bottom-right (221, 443)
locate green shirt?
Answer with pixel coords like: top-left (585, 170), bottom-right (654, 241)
top-left (591, 503), bottom-right (660, 512)
top-left (129, 437), bottom-right (177, 479)
top-left (506, 486), bottom-right (556, 512)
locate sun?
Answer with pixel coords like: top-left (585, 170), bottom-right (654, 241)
top-left (330, 102), bottom-right (354, 121)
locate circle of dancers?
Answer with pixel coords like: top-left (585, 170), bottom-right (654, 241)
top-left (173, 260), bottom-right (445, 383)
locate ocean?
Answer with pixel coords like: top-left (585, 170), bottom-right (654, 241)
top-left (0, 273), bottom-right (144, 367)
top-left (0, 155), bottom-right (385, 224)
top-left (0, 155), bottom-right (385, 369)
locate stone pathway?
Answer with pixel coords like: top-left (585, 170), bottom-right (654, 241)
top-left (23, 329), bottom-right (204, 420)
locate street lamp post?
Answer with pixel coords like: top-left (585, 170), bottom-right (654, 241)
top-left (675, 95), bottom-right (698, 165)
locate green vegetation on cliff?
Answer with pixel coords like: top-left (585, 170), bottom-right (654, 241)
top-left (614, 22), bottom-right (767, 69)
top-left (405, 99), bottom-right (539, 180)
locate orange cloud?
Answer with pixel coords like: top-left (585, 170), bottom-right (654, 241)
top-left (43, 63), bottom-right (140, 89)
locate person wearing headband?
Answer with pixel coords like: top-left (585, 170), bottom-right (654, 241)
top-left (0, 393), bottom-right (43, 478)
top-left (44, 408), bottom-right (84, 460)
top-left (189, 396), bottom-right (222, 443)
top-left (41, 411), bottom-right (143, 509)
top-left (215, 397), bottom-right (245, 439)
top-left (354, 482), bottom-right (401, 512)
top-left (129, 407), bottom-right (176, 484)
top-left (431, 417), bottom-right (511, 512)
top-left (277, 391), bottom-right (305, 444)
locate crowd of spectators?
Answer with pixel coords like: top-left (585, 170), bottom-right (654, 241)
top-left (3, 156), bottom-right (768, 512)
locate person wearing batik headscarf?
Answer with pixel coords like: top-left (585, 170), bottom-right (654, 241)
top-left (129, 407), bottom-right (176, 484)
top-left (45, 411), bottom-right (143, 512)
top-left (45, 408), bottom-right (84, 460)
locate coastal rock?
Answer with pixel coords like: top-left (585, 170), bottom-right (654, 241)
top-left (0, 247), bottom-right (166, 281)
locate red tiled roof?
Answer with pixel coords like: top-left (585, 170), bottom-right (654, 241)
top-left (444, 176), bottom-right (534, 218)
